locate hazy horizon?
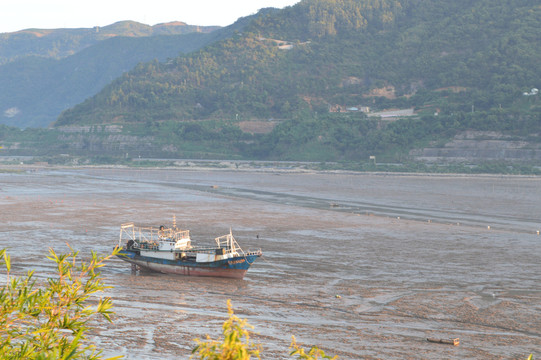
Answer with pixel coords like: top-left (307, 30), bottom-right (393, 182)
top-left (1, 0), bottom-right (300, 34)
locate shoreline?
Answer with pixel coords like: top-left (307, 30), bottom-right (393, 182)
top-left (2, 162), bottom-right (541, 179)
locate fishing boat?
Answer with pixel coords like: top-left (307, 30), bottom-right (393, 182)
top-left (115, 217), bottom-right (262, 279)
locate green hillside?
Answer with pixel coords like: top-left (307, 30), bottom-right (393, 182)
top-left (0, 20), bottom-right (254, 128)
top-left (56, 0), bottom-right (540, 126)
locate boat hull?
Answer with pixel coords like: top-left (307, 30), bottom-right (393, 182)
top-left (117, 249), bottom-right (260, 279)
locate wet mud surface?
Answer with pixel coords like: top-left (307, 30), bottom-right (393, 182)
top-left (1, 167), bottom-right (540, 359)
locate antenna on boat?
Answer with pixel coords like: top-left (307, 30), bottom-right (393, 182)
top-left (173, 215), bottom-right (177, 229)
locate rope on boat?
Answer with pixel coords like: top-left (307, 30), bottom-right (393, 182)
top-left (260, 254), bottom-right (289, 276)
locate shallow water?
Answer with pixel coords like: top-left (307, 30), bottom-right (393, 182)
top-left (1, 167), bottom-right (540, 359)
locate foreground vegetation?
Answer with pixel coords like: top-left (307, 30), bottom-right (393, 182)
top-left (0, 247), bottom-right (121, 359)
top-left (192, 300), bottom-right (338, 360)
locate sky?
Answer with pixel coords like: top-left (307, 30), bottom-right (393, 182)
top-left (0, 0), bottom-right (301, 34)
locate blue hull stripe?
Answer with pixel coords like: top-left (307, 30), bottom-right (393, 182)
top-left (117, 250), bottom-right (259, 271)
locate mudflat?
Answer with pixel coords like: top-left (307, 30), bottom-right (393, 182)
top-left (1, 167), bottom-right (539, 359)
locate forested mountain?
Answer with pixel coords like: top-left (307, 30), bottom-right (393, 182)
top-left (0, 21), bottom-right (243, 128)
top-left (55, 0), bottom-right (540, 127)
top-left (1, 0), bottom-right (540, 170)
top-left (0, 21), bottom-right (218, 65)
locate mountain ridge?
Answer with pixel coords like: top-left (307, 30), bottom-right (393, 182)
top-left (0, 20), bottom-right (219, 64)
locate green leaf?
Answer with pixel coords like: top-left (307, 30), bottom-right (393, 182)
top-left (3, 252), bottom-right (10, 273)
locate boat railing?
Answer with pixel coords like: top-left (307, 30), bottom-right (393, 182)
top-left (186, 246), bottom-right (219, 253)
top-left (119, 223), bottom-right (261, 257)
top-left (245, 249), bottom-right (263, 257)
top-left (138, 242), bottom-right (159, 251)
top-left (119, 222), bottom-right (190, 248)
